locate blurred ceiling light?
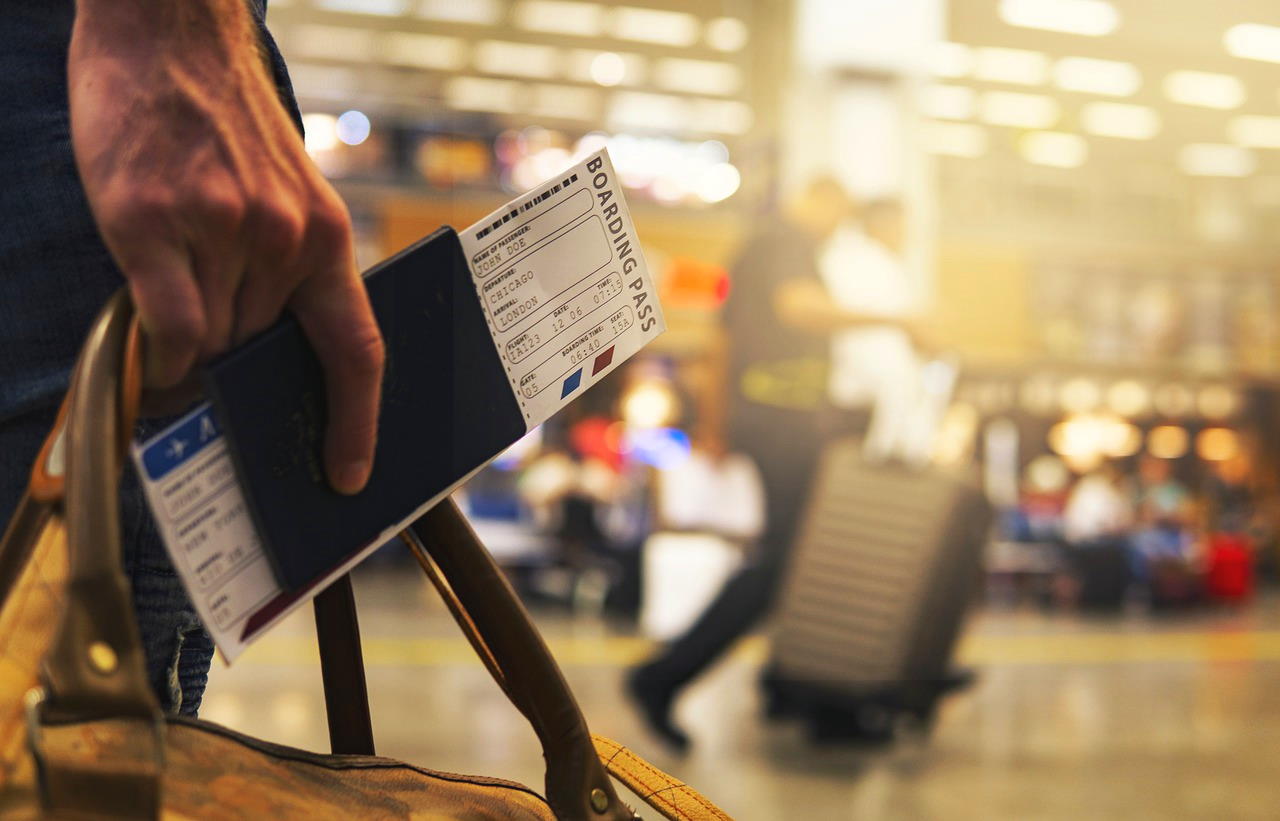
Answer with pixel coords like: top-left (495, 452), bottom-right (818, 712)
top-left (1049, 413), bottom-right (1137, 472)
top-left (1106, 380), bottom-right (1151, 417)
top-left (1148, 425), bottom-right (1189, 460)
top-left (292, 25), bottom-right (376, 61)
top-left (694, 163), bottom-right (741, 203)
top-left (648, 175), bottom-right (683, 205)
top-left (922, 121), bottom-right (988, 158)
top-left (998, 0), bottom-right (1119, 36)
top-left (688, 99), bottom-right (754, 135)
top-left (383, 32), bottom-right (466, 71)
top-left (607, 91), bottom-right (690, 132)
top-left (980, 91), bottom-right (1059, 128)
top-left (654, 58), bottom-right (741, 96)
top-left (698, 140), bottom-right (730, 164)
top-left (590, 52), bottom-right (627, 86)
top-left (443, 76), bottom-right (522, 114)
top-left (974, 47), bottom-right (1050, 86)
top-left (1178, 143), bottom-right (1256, 177)
top-left (570, 50), bottom-right (644, 86)
top-left (1197, 384), bottom-right (1240, 419)
top-left (1026, 453), bottom-right (1071, 493)
top-left (922, 85), bottom-right (977, 120)
top-left (1053, 56), bottom-right (1140, 96)
top-left (474, 40), bottom-right (560, 79)
top-left (416, 0), bottom-right (502, 24)
top-left (1224, 23), bottom-right (1280, 64)
top-left (527, 84), bottom-right (601, 120)
top-left (610, 7), bottom-right (700, 47)
top-left (302, 113), bottom-right (339, 155)
top-left (1163, 70), bottom-right (1245, 109)
top-left (705, 17), bottom-right (749, 52)
top-left (1107, 424), bottom-right (1144, 458)
top-left (335, 110), bottom-right (370, 146)
top-left (1059, 377), bottom-right (1101, 412)
top-left (622, 381), bottom-right (680, 429)
top-left (932, 42), bottom-right (974, 78)
top-left (1081, 102), bottom-right (1160, 140)
top-left (1022, 131), bottom-right (1088, 167)
top-left (1228, 115), bottom-right (1280, 148)
top-left (315, 0), bottom-right (407, 15)
top-left (513, 1), bottom-right (606, 37)
top-left (510, 144), bottom-right (574, 190)
top-left (1196, 428), bottom-right (1241, 462)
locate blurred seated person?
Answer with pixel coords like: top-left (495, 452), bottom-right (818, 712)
top-left (1202, 449), bottom-right (1261, 602)
top-left (1061, 461), bottom-right (1136, 609)
top-left (1064, 461), bottom-right (1134, 544)
top-left (1019, 454), bottom-right (1071, 542)
top-left (638, 429), bottom-right (765, 641)
top-left (656, 431), bottom-right (764, 543)
top-left (1129, 455), bottom-right (1195, 571)
top-left (515, 420), bottom-right (621, 604)
top-left (626, 177), bottom-right (939, 751)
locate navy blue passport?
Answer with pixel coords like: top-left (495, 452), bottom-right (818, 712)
top-left (204, 227), bottom-right (527, 591)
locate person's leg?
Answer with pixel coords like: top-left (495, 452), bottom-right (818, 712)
top-left (628, 418), bottom-right (821, 749)
top-left (121, 450), bottom-right (217, 715)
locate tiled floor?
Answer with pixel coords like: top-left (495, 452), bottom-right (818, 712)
top-left (203, 569), bottom-right (1280, 819)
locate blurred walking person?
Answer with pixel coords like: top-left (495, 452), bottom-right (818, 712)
top-left (627, 178), bottom-right (931, 751)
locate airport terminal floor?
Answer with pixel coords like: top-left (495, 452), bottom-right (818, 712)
top-left (204, 566), bottom-right (1280, 821)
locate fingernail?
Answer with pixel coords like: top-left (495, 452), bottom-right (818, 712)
top-left (335, 459), bottom-right (370, 495)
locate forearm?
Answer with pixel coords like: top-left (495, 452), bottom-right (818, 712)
top-left (784, 302), bottom-right (893, 334)
top-left (775, 281), bottom-right (899, 334)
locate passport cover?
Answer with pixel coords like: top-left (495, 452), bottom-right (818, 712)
top-left (204, 226), bottom-right (527, 591)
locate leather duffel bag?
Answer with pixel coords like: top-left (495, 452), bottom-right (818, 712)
top-left (0, 292), bottom-right (731, 820)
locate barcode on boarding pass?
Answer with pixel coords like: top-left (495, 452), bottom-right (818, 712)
top-left (474, 173), bottom-right (580, 241)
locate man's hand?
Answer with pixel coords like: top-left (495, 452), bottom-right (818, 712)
top-left (69, 0), bottom-right (383, 494)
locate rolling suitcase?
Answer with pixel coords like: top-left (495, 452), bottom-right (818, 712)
top-left (764, 438), bottom-right (991, 742)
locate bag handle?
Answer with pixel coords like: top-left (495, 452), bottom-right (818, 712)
top-left (401, 508), bottom-right (732, 821)
top-left (21, 292), bottom-right (730, 820)
top-left (402, 506), bottom-right (631, 820)
top-left (24, 291), bottom-right (164, 817)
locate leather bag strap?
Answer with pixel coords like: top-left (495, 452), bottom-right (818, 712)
top-left (23, 291), bottom-right (164, 817)
top-left (313, 574), bottom-right (376, 756)
top-left (591, 737), bottom-right (732, 821)
top-left (42, 291), bottom-right (156, 721)
top-left (400, 506), bottom-right (735, 821)
top-left (403, 504), bottom-right (630, 820)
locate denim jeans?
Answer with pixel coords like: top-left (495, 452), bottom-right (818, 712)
top-left (0, 1), bottom-right (298, 716)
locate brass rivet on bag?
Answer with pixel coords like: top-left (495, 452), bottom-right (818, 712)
top-left (590, 788), bottom-right (609, 813)
top-left (88, 641), bottom-right (118, 675)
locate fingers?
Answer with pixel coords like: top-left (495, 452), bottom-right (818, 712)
top-left (191, 244), bottom-right (245, 360)
top-left (122, 245), bottom-right (206, 390)
top-left (288, 201), bottom-right (384, 495)
top-left (185, 181), bottom-right (247, 359)
top-left (232, 194), bottom-right (307, 344)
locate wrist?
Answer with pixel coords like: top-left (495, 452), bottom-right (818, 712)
top-left (74, 0), bottom-right (253, 55)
